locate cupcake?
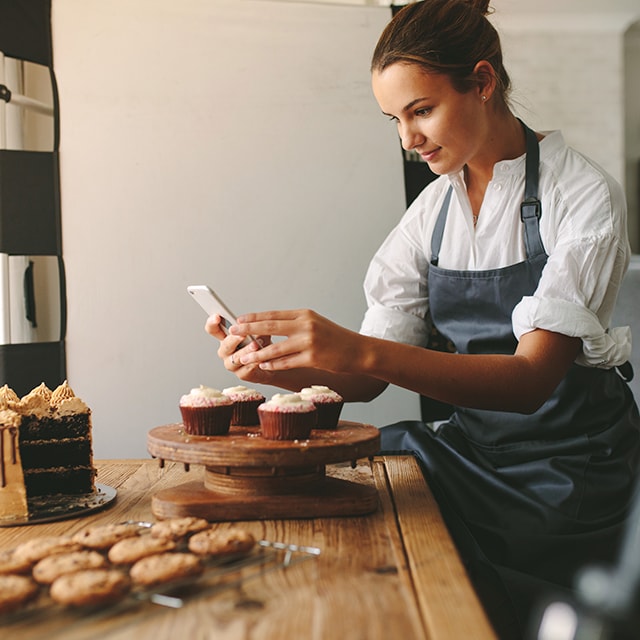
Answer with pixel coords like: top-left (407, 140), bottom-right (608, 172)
top-left (257, 393), bottom-right (317, 441)
top-left (222, 386), bottom-right (265, 426)
top-left (179, 386), bottom-right (234, 436)
top-left (299, 385), bottom-right (344, 429)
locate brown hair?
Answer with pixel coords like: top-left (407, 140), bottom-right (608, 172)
top-left (371, 0), bottom-right (511, 106)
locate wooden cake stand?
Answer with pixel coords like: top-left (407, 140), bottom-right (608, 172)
top-left (147, 421), bottom-right (381, 522)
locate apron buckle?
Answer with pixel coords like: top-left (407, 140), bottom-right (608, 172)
top-left (520, 198), bottom-right (541, 222)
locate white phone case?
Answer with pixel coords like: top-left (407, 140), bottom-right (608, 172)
top-left (187, 285), bottom-right (260, 347)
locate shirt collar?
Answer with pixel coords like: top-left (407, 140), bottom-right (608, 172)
top-left (446, 129), bottom-right (565, 187)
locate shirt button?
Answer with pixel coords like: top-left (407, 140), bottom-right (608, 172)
top-left (494, 183), bottom-right (502, 191)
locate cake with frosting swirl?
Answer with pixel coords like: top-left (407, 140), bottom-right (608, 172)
top-left (179, 385), bottom-right (234, 436)
top-left (257, 393), bottom-right (317, 441)
top-left (0, 381), bottom-right (96, 521)
top-left (299, 385), bottom-right (344, 429)
top-left (222, 385), bottom-right (265, 426)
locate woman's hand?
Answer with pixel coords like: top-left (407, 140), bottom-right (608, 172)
top-left (227, 309), bottom-right (363, 374)
top-left (205, 310), bottom-right (388, 402)
top-left (204, 314), bottom-right (272, 383)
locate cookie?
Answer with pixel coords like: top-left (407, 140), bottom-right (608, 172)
top-left (72, 523), bottom-right (142, 550)
top-left (150, 517), bottom-right (210, 541)
top-left (13, 536), bottom-right (82, 565)
top-left (33, 550), bottom-right (108, 585)
top-left (50, 569), bottom-right (130, 608)
top-left (129, 552), bottom-right (203, 587)
top-left (0, 574), bottom-right (40, 614)
top-left (107, 535), bottom-right (176, 565)
top-left (0, 548), bottom-right (33, 575)
top-left (187, 527), bottom-right (255, 557)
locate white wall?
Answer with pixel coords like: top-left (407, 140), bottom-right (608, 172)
top-left (625, 23), bottom-right (640, 248)
top-left (491, 10), bottom-right (640, 249)
top-left (53, 0), bottom-right (640, 459)
top-left (304, 0), bottom-right (640, 11)
top-left (53, 0), bottom-right (415, 459)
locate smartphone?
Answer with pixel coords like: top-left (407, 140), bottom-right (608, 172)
top-left (187, 285), bottom-right (262, 348)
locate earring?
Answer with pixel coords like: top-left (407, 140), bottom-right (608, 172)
top-left (482, 95), bottom-right (487, 101)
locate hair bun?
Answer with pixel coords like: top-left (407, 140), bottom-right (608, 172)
top-left (467, 0), bottom-right (492, 16)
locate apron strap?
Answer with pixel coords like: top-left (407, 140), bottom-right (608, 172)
top-left (519, 120), bottom-right (546, 260)
top-left (430, 186), bottom-right (452, 267)
top-left (430, 120), bottom-right (544, 267)
top-left (617, 361), bottom-right (634, 383)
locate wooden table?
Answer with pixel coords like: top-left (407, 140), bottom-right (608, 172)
top-left (0, 457), bottom-right (496, 640)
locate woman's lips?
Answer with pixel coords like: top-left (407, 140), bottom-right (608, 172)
top-left (420, 147), bottom-right (440, 162)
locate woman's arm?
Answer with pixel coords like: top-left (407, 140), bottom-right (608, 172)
top-left (228, 309), bottom-right (582, 414)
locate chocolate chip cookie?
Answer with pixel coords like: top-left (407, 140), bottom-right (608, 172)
top-left (130, 552), bottom-right (203, 586)
top-left (13, 536), bottom-right (82, 565)
top-left (0, 548), bottom-right (33, 575)
top-left (33, 550), bottom-right (108, 585)
top-left (72, 523), bottom-right (142, 550)
top-left (150, 517), bottom-right (210, 541)
top-left (107, 535), bottom-right (176, 565)
top-left (49, 569), bottom-right (130, 607)
top-left (187, 527), bottom-right (255, 557)
top-left (0, 574), bottom-right (40, 614)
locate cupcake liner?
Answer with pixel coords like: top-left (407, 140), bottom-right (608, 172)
top-left (180, 405), bottom-right (233, 436)
top-left (230, 399), bottom-right (263, 426)
top-left (313, 401), bottom-right (344, 429)
top-left (258, 408), bottom-right (316, 441)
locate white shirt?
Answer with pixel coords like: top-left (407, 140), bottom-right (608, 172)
top-left (360, 130), bottom-right (632, 368)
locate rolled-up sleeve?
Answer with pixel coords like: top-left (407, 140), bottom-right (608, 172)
top-left (360, 304), bottom-right (430, 346)
top-left (513, 296), bottom-right (632, 367)
top-left (512, 232), bottom-right (632, 367)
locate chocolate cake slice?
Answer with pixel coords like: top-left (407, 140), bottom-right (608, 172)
top-left (0, 382), bottom-right (96, 519)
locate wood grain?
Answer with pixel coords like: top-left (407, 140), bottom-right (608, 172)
top-left (382, 455), bottom-right (497, 640)
top-left (147, 421), bottom-right (381, 468)
top-left (0, 457), bottom-right (495, 640)
top-left (146, 422), bottom-right (381, 521)
top-left (151, 474), bottom-right (379, 521)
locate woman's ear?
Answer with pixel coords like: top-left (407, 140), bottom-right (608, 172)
top-left (473, 60), bottom-right (497, 102)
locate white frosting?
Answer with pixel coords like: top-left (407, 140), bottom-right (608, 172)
top-left (188, 385), bottom-right (226, 399)
top-left (261, 393), bottom-right (315, 412)
top-left (222, 385), bottom-right (264, 400)
top-left (223, 385), bottom-right (251, 395)
top-left (299, 385), bottom-right (343, 401)
top-left (180, 385), bottom-right (233, 408)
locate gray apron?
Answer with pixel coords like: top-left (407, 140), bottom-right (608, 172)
top-left (380, 122), bottom-right (640, 637)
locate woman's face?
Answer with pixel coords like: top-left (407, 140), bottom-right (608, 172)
top-left (372, 63), bottom-right (484, 176)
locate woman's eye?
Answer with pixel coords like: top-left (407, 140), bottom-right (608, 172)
top-left (416, 107), bottom-right (432, 117)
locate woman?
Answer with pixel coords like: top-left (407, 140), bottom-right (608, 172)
top-left (206, 1), bottom-right (640, 636)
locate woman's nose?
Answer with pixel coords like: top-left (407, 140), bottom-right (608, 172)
top-left (398, 122), bottom-right (424, 151)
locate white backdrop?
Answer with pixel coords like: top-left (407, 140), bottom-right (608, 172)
top-left (52, 0), bottom-right (417, 458)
